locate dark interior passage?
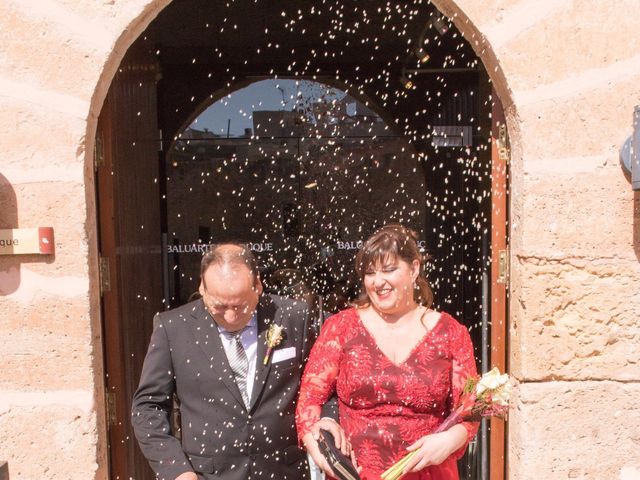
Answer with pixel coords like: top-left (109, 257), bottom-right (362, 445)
top-left (98, 2), bottom-right (500, 478)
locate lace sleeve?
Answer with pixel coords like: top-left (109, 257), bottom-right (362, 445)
top-left (448, 317), bottom-right (480, 460)
top-left (295, 311), bottom-right (346, 442)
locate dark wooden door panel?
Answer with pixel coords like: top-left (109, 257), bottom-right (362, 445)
top-left (97, 38), bottom-right (163, 480)
top-left (490, 90), bottom-right (509, 480)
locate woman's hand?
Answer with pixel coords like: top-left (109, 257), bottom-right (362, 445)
top-left (302, 418), bottom-right (354, 478)
top-left (402, 424), bottom-right (468, 473)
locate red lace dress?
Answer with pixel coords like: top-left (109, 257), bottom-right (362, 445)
top-left (296, 308), bottom-right (478, 480)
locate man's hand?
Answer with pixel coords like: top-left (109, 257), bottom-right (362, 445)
top-left (303, 418), bottom-right (355, 478)
top-left (303, 430), bottom-right (336, 479)
top-left (175, 471), bottom-right (197, 480)
top-left (313, 418), bottom-right (350, 456)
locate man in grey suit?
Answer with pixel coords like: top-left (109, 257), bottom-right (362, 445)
top-left (132, 243), bottom-right (345, 480)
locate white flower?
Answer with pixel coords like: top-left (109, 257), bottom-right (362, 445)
top-left (476, 367), bottom-right (509, 395)
top-left (491, 382), bottom-right (512, 406)
top-left (266, 323), bottom-right (284, 348)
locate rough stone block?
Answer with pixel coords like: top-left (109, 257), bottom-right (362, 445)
top-left (496, 0), bottom-right (640, 90)
top-left (515, 166), bottom-right (635, 258)
top-left (509, 381), bottom-right (640, 480)
top-left (0, 331), bottom-right (94, 390)
top-left (0, 3), bottom-right (108, 100)
top-left (0, 99), bottom-right (87, 172)
top-left (510, 256), bottom-right (640, 381)
top-left (0, 402), bottom-right (99, 480)
top-left (0, 297), bottom-right (91, 337)
top-left (515, 74), bottom-right (640, 160)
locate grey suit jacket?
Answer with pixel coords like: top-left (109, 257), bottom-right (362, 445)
top-left (131, 294), bottom-right (316, 480)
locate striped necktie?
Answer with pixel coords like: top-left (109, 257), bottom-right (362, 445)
top-left (227, 329), bottom-right (250, 408)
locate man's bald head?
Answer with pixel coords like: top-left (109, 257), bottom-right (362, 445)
top-left (200, 243), bottom-right (259, 287)
top-left (199, 243), bottom-right (263, 331)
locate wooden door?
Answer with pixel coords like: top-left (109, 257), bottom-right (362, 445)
top-left (96, 38), bottom-right (163, 480)
top-left (489, 90), bottom-right (509, 480)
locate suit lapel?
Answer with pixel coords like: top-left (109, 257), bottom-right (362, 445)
top-left (189, 300), bottom-right (246, 408)
top-left (250, 295), bottom-right (278, 411)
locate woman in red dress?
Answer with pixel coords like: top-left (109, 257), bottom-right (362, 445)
top-left (296, 224), bottom-right (479, 480)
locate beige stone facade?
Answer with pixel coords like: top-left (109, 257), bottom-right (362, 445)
top-left (0, 0), bottom-right (638, 479)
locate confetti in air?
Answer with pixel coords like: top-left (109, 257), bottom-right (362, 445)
top-left (117, 1), bottom-right (504, 477)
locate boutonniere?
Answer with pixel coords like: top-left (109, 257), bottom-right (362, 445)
top-left (263, 323), bottom-right (285, 365)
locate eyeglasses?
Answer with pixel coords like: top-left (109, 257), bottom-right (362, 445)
top-left (201, 291), bottom-right (252, 316)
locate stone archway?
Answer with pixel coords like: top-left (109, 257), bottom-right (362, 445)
top-left (85, 0), bottom-right (519, 172)
top-left (85, 1), bottom-right (517, 479)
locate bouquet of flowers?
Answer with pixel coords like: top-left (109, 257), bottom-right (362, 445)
top-left (380, 367), bottom-right (512, 480)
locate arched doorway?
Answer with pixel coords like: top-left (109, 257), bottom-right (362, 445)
top-left (95, 2), bottom-right (509, 479)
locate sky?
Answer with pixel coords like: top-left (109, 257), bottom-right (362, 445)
top-left (190, 79), bottom-right (347, 136)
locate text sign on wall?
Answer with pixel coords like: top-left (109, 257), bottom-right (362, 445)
top-left (336, 240), bottom-right (428, 250)
top-left (167, 242), bottom-right (274, 254)
top-left (0, 227), bottom-right (54, 255)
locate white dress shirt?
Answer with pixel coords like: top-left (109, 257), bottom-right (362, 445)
top-left (217, 313), bottom-right (258, 403)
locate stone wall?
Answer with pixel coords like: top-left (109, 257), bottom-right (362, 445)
top-left (0, 0), bottom-right (638, 478)
top-left (0, 1), bottom-right (168, 478)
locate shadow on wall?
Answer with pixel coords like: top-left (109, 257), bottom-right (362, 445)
top-left (634, 191), bottom-right (639, 262)
top-left (0, 173), bottom-right (56, 296)
top-left (0, 172), bottom-right (20, 295)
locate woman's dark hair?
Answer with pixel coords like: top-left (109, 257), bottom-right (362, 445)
top-left (353, 224), bottom-right (433, 308)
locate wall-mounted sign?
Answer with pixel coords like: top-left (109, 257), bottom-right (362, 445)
top-left (167, 241), bottom-right (274, 254)
top-left (166, 239), bottom-right (429, 255)
top-left (0, 227), bottom-right (54, 255)
top-left (336, 239), bottom-right (428, 250)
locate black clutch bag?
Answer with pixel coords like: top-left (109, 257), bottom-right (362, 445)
top-left (317, 429), bottom-right (361, 480)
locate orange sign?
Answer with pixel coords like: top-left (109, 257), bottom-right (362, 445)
top-left (0, 227), bottom-right (54, 255)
